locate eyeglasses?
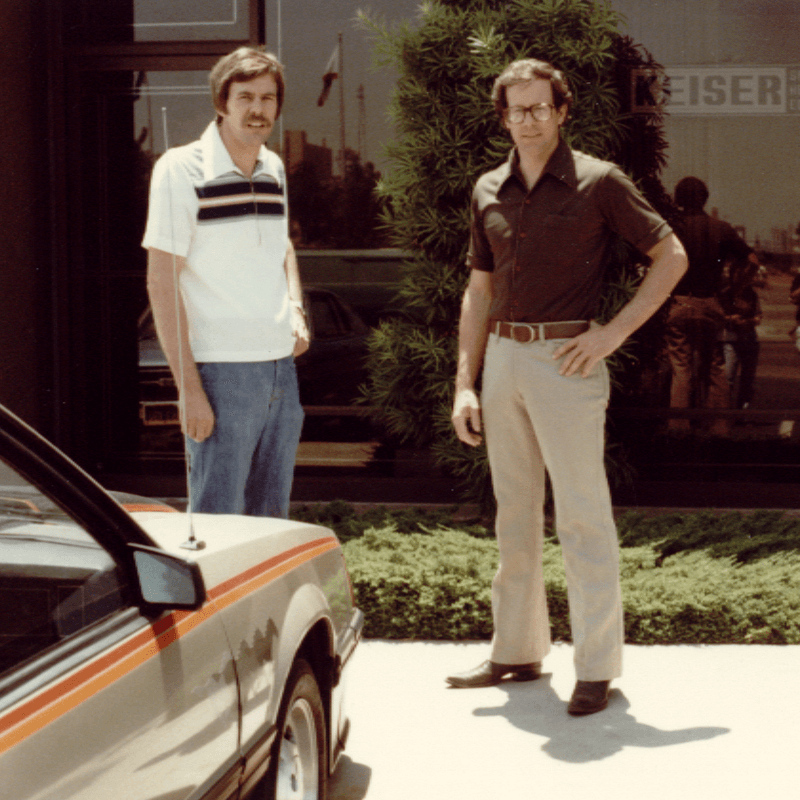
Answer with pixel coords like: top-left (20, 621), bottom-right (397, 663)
top-left (503, 103), bottom-right (556, 124)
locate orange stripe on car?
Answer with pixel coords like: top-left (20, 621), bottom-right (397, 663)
top-left (121, 503), bottom-right (179, 513)
top-left (207, 538), bottom-right (339, 608)
top-left (0, 535), bottom-right (338, 756)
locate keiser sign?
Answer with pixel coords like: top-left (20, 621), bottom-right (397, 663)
top-left (632, 66), bottom-right (800, 115)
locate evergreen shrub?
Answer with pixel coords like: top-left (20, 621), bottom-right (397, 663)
top-left (292, 500), bottom-right (492, 543)
top-left (343, 527), bottom-right (499, 640)
top-left (358, 0), bottom-right (675, 508)
top-left (330, 507), bottom-right (800, 643)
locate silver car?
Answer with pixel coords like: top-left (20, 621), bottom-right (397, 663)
top-left (0, 403), bottom-right (363, 800)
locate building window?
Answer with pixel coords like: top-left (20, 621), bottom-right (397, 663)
top-left (65, 0), bottom-right (251, 44)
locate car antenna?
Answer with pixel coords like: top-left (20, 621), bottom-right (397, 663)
top-left (162, 106), bottom-right (206, 551)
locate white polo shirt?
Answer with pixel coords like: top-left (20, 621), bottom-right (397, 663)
top-left (142, 122), bottom-right (294, 363)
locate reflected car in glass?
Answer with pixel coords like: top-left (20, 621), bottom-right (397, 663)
top-left (0, 402), bottom-right (363, 800)
top-left (138, 288), bottom-right (371, 432)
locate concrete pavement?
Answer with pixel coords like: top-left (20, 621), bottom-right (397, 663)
top-left (329, 640), bottom-right (800, 800)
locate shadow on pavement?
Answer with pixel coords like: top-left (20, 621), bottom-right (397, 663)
top-left (472, 674), bottom-right (730, 764)
top-left (329, 755), bottom-right (372, 800)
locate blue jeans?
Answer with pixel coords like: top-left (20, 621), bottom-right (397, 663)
top-left (722, 329), bottom-right (760, 408)
top-left (185, 358), bottom-right (304, 518)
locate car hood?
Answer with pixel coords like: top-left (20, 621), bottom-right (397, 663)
top-left (130, 511), bottom-right (341, 592)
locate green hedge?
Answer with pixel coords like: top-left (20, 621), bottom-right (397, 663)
top-left (343, 527), bottom-right (498, 641)
top-left (292, 500), bottom-right (491, 543)
top-left (329, 508), bottom-right (800, 644)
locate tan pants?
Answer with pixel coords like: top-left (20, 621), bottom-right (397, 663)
top-left (482, 333), bottom-right (624, 681)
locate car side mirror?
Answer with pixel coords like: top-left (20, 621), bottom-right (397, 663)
top-left (131, 545), bottom-right (207, 610)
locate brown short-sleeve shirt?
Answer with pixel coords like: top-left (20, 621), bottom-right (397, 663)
top-left (467, 140), bottom-right (672, 323)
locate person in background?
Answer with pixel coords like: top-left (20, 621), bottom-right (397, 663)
top-left (719, 258), bottom-right (762, 410)
top-left (790, 271), bottom-right (800, 351)
top-left (665, 177), bottom-right (752, 436)
top-left (142, 47), bottom-right (309, 518)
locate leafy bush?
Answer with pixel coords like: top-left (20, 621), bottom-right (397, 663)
top-left (292, 500), bottom-right (491, 543)
top-left (621, 547), bottom-right (800, 644)
top-left (357, 0), bottom-right (675, 509)
top-left (335, 508), bottom-right (800, 644)
top-left (616, 509), bottom-right (800, 564)
top-left (343, 526), bottom-right (498, 640)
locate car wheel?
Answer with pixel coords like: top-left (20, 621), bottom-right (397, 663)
top-left (266, 658), bottom-right (327, 800)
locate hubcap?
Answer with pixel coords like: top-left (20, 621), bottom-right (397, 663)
top-left (276, 697), bottom-right (319, 800)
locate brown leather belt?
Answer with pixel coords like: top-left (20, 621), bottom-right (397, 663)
top-left (490, 319), bottom-right (589, 343)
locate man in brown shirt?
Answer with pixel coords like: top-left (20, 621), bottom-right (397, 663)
top-left (447, 59), bottom-right (687, 715)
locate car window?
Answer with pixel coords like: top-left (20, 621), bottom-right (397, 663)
top-left (0, 461), bottom-right (129, 676)
top-left (342, 303), bottom-right (370, 335)
top-left (309, 294), bottom-right (345, 339)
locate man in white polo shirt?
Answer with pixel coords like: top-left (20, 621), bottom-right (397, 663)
top-left (142, 47), bottom-right (308, 518)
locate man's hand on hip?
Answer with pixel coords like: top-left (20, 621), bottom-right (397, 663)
top-left (181, 386), bottom-right (216, 443)
top-left (452, 388), bottom-right (483, 446)
top-left (552, 324), bottom-right (626, 378)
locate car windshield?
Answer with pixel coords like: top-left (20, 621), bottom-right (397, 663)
top-left (0, 457), bottom-right (127, 674)
top-left (0, 477), bottom-right (93, 537)
top-left (0, 458), bottom-right (106, 545)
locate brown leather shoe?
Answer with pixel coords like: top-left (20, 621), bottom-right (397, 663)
top-left (446, 660), bottom-right (542, 688)
top-left (567, 680), bottom-right (611, 716)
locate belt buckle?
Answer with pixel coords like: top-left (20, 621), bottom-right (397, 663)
top-left (512, 323), bottom-right (537, 343)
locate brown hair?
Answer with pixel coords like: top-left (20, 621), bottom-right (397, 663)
top-left (209, 47), bottom-right (285, 120)
top-left (491, 58), bottom-right (573, 118)
top-left (674, 176), bottom-right (709, 211)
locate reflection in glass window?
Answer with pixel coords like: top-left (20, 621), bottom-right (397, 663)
top-left (66, 0), bottom-right (250, 44)
top-left (0, 464), bottom-right (128, 675)
top-left (309, 296), bottom-right (343, 340)
top-left (132, 71), bottom-right (213, 155)
top-left (613, 0), bottom-right (800, 431)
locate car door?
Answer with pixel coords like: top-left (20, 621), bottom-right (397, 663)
top-left (0, 458), bottom-right (242, 800)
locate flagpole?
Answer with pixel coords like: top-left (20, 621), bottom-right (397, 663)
top-left (338, 32), bottom-right (346, 179)
top-left (277, 0), bottom-right (283, 152)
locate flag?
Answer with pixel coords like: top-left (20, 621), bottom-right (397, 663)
top-left (317, 45), bottom-right (340, 107)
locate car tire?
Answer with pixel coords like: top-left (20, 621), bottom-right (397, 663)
top-left (264, 658), bottom-right (328, 800)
